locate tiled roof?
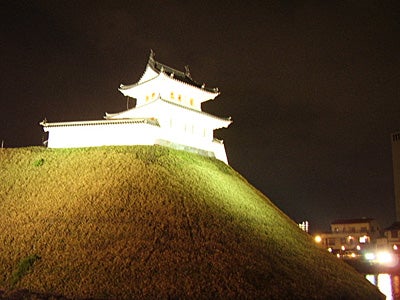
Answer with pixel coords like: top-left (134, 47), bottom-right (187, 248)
top-left (40, 118), bottom-right (160, 128)
top-left (331, 218), bottom-right (375, 225)
top-left (159, 98), bottom-right (231, 123)
top-left (147, 50), bottom-right (218, 93)
top-left (104, 96), bottom-right (232, 128)
top-left (384, 221), bottom-right (400, 231)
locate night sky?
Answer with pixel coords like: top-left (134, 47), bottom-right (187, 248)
top-left (2, 1), bottom-right (400, 232)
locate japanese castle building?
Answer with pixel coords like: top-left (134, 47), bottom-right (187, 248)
top-left (40, 51), bottom-right (232, 163)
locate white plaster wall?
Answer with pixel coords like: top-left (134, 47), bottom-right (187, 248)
top-left (210, 140), bottom-right (229, 164)
top-left (46, 123), bottom-right (160, 148)
top-left (45, 123), bottom-right (229, 163)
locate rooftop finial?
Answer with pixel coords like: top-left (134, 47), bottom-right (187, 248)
top-left (39, 117), bottom-right (47, 126)
top-left (149, 49), bottom-right (155, 64)
top-left (184, 65), bottom-right (191, 78)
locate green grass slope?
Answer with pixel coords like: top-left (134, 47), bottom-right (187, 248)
top-left (0, 146), bottom-right (383, 299)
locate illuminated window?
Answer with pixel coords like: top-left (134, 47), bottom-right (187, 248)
top-left (190, 98), bottom-right (194, 106)
top-left (170, 92), bottom-right (174, 99)
top-left (359, 235), bottom-right (369, 243)
top-left (178, 95), bottom-right (182, 101)
top-left (152, 92), bottom-right (156, 98)
top-left (146, 95), bottom-right (149, 101)
top-left (346, 236), bottom-right (355, 245)
top-left (392, 231), bottom-right (399, 238)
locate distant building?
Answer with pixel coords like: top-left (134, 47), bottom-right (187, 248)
top-left (373, 132), bottom-right (400, 252)
top-left (40, 51), bottom-right (232, 163)
top-left (383, 221), bottom-right (400, 249)
top-left (314, 218), bottom-right (381, 254)
top-left (298, 221), bottom-right (309, 233)
top-left (392, 131), bottom-right (400, 220)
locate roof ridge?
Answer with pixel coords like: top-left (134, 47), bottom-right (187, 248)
top-left (119, 71), bottom-right (219, 96)
top-left (159, 97), bottom-right (232, 123)
top-left (40, 118), bottom-right (160, 127)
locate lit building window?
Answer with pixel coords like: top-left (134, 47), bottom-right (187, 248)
top-left (146, 95), bottom-right (149, 101)
top-left (178, 94), bottom-right (182, 101)
top-left (299, 221), bottom-right (309, 232)
top-left (190, 98), bottom-right (194, 106)
top-left (170, 92), bottom-right (174, 99)
top-left (346, 236), bottom-right (355, 245)
top-left (359, 235), bottom-right (369, 243)
top-left (152, 92), bottom-right (156, 98)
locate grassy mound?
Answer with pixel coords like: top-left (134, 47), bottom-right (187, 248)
top-left (0, 146), bottom-right (383, 299)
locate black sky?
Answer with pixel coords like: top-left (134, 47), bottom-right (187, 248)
top-left (1, 1), bottom-right (400, 232)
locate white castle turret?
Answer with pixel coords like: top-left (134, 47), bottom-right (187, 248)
top-left (41, 51), bottom-right (232, 163)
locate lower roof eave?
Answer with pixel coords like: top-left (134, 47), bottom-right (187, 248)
top-left (40, 118), bottom-right (160, 128)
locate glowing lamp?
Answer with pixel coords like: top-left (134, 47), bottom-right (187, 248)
top-left (377, 251), bottom-right (393, 264)
top-left (365, 252), bottom-right (375, 261)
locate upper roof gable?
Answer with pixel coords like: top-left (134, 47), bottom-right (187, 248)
top-left (145, 50), bottom-right (218, 94)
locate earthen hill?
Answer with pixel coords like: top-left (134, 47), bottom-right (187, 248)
top-left (0, 146), bottom-right (383, 299)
